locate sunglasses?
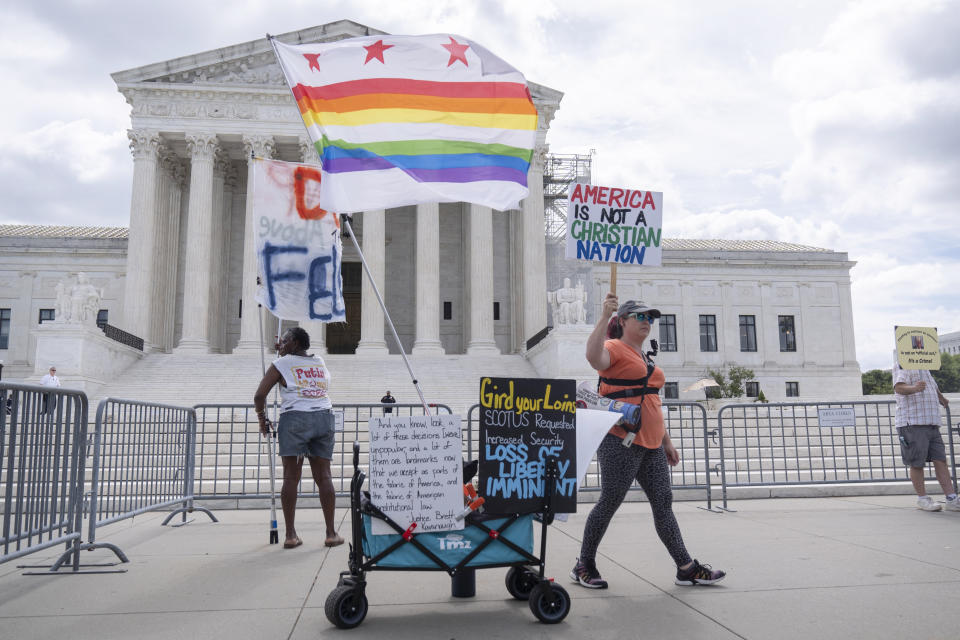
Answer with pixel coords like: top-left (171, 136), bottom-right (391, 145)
top-left (625, 312), bottom-right (655, 322)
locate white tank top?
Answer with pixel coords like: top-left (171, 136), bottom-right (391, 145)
top-left (272, 354), bottom-right (333, 412)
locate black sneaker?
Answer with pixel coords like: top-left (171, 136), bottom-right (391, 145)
top-left (675, 559), bottom-right (726, 586)
top-left (570, 558), bottom-right (608, 589)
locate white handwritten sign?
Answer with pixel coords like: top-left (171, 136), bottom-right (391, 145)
top-left (252, 158), bottom-right (345, 322)
top-left (368, 415), bottom-right (464, 535)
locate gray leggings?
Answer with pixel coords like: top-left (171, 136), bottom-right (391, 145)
top-left (580, 434), bottom-right (692, 567)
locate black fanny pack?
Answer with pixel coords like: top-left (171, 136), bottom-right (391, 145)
top-left (598, 362), bottom-right (660, 436)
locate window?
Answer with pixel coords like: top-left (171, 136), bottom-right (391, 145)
top-left (38, 309), bottom-right (55, 324)
top-left (493, 301), bottom-right (500, 321)
top-left (0, 309), bottom-right (10, 349)
top-left (659, 314), bottom-right (677, 351)
top-left (779, 315), bottom-right (796, 352)
top-left (443, 301), bottom-right (452, 320)
top-left (699, 315), bottom-right (717, 352)
top-left (739, 315), bottom-right (757, 352)
top-left (96, 310), bottom-right (109, 329)
top-left (663, 382), bottom-right (679, 399)
top-left (786, 381), bottom-right (799, 397)
top-left (745, 381), bottom-right (759, 398)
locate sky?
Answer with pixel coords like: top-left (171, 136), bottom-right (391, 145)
top-left (0, 0), bottom-right (957, 372)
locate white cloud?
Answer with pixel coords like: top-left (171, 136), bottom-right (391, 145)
top-left (667, 208), bottom-right (842, 248)
top-left (850, 252), bottom-right (960, 369)
top-left (0, 0), bottom-right (957, 376)
top-left (2, 120), bottom-right (127, 183)
top-left (0, 6), bottom-right (70, 63)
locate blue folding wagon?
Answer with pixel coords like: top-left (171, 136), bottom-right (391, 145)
top-left (324, 442), bottom-right (571, 628)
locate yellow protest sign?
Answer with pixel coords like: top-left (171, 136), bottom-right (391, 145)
top-left (895, 326), bottom-right (941, 370)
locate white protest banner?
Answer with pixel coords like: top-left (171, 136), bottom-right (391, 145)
top-left (574, 409), bottom-right (620, 488)
top-left (565, 182), bottom-right (663, 266)
top-left (368, 414), bottom-right (464, 535)
top-left (252, 158), bottom-right (345, 322)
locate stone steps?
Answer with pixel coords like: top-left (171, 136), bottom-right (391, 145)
top-left (91, 351), bottom-right (540, 416)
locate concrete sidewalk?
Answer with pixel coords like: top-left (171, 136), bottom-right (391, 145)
top-left (2, 496), bottom-right (960, 639)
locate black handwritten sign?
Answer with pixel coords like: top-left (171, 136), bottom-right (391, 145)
top-left (479, 377), bottom-right (577, 514)
top-left (368, 415), bottom-right (464, 534)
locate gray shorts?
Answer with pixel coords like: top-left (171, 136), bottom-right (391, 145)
top-left (278, 410), bottom-right (335, 459)
top-left (897, 425), bottom-right (946, 467)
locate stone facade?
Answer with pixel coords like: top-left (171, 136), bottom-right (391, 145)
top-left (109, 21), bottom-right (560, 357)
top-left (940, 330), bottom-right (960, 356)
top-left (0, 22), bottom-right (864, 402)
top-left (0, 227), bottom-right (127, 381)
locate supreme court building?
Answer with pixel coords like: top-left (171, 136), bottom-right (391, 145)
top-left (0, 21), bottom-right (864, 402)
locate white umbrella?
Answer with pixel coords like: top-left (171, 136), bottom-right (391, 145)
top-left (682, 378), bottom-right (720, 392)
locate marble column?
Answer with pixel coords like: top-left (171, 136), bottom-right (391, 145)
top-left (175, 133), bottom-right (219, 352)
top-left (234, 135), bottom-right (275, 353)
top-left (355, 209), bottom-right (388, 354)
top-left (719, 281), bottom-right (738, 362)
top-left (149, 148), bottom-right (184, 352)
top-left (797, 283), bottom-right (814, 366)
top-left (465, 204), bottom-right (498, 354)
top-left (838, 280), bottom-right (858, 367)
top-left (519, 145), bottom-right (548, 347)
top-left (758, 281), bottom-right (779, 366)
top-left (122, 129), bottom-right (161, 345)
top-left (297, 138), bottom-right (327, 354)
top-left (412, 202), bottom-right (444, 355)
top-left (215, 157), bottom-right (237, 353)
top-left (11, 271), bottom-right (36, 364)
top-left (679, 281), bottom-right (699, 366)
top-left (206, 152), bottom-right (227, 352)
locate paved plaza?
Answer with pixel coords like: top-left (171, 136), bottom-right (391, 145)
top-left (2, 495), bottom-right (960, 639)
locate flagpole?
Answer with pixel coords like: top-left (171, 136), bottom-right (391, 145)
top-left (340, 216), bottom-right (433, 415)
top-left (267, 33), bottom-right (433, 415)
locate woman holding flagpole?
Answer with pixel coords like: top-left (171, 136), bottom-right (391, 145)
top-left (254, 327), bottom-right (343, 549)
top-left (570, 291), bottom-right (725, 589)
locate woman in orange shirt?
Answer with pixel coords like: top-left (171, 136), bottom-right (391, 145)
top-left (570, 292), bottom-right (726, 589)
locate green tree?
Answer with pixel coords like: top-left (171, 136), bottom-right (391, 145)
top-left (704, 365), bottom-right (756, 398)
top-left (861, 369), bottom-right (893, 395)
top-left (931, 352), bottom-right (960, 393)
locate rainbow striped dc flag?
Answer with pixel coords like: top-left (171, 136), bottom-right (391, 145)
top-left (271, 35), bottom-right (538, 213)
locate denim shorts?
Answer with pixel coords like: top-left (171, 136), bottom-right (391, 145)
top-left (897, 425), bottom-right (946, 467)
top-left (278, 410), bottom-right (335, 459)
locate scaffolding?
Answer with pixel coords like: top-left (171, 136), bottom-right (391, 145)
top-left (543, 151), bottom-right (593, 240)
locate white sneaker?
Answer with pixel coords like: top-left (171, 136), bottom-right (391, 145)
top-left (945, 496), bottom-right (960, 512)
top-left (917, 496), bottom-right (942, 511)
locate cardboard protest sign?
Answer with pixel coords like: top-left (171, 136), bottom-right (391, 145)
top-left (368, 414), bottom-right (464, 534)
top-left (478, 377), bottom-right (577, 514)
top-left (252, 158), bottom-right (345, 322)
top-left (565, 182), bottom-right (663, 266)
top-left (895, 326), bottom-right (941, 370)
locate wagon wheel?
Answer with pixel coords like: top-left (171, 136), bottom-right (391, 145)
top-left (505, 566), bottom-right (539, 600)
top-left (528, 582), bottom-right (570, 624)
top-left (325, 585), bottom-right (368, 629)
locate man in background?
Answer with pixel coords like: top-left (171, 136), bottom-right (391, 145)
top-left (380, 390), bottom-right (396, 415)
top-left (40, 366), bottom-right (61, 414)
top-left (893, 359), bottom-right (957, 511)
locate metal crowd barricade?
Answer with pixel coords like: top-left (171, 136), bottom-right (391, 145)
top-left (192, 403), bottom-right (453, 501)
top-left (83, 398), bottom-right (217, 566)
top-left (715, 401), bottom-right (956, 510)
top-left (1, 383), bottom-right (87, 571)
top-left (465, 401), bottom-right (717, 508)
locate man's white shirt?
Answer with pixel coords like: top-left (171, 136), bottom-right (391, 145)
top-left (40, 374), bottom-right (61, 388)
